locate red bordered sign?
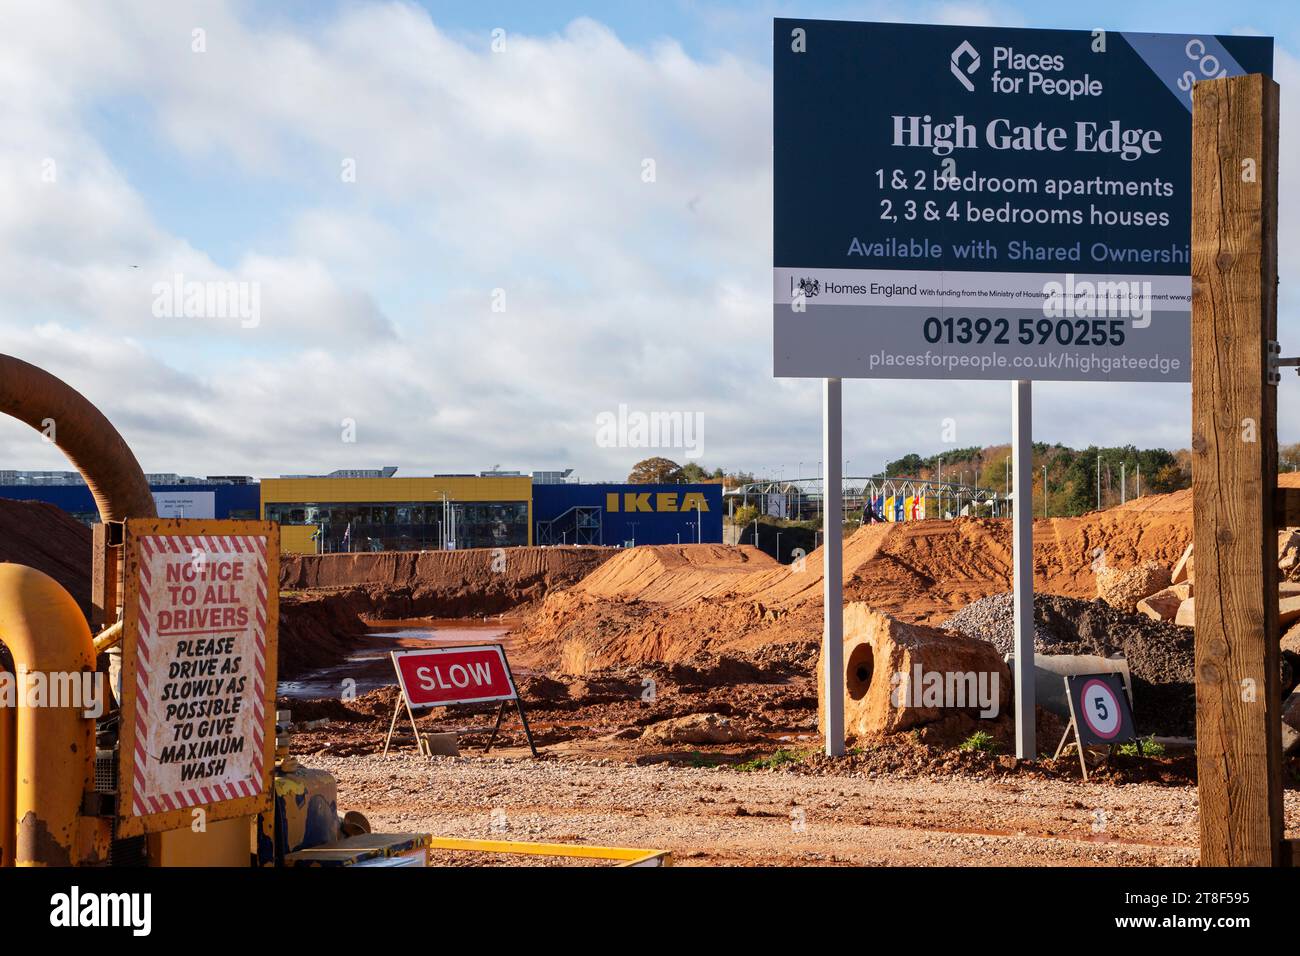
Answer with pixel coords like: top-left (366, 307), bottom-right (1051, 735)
top-left (385, 644), bottom-right (538, 758)
top-left (117, 519), bottom-right (279, 837)
top-left (392, 645), bottom-right (518, 708)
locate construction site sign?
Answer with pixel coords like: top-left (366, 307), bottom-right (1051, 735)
top-left (1067, 673), bottom-right (1136, 747)
top-left (117, 519), bottom-right (279, 837)
top-left (773, 20), bottom-right (1272, 381)
top-left (393, 645), bottom-right (518, 708)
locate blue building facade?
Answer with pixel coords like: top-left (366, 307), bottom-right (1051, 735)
top-left (0, 483), bottom-right (261, 523)
top-left (532, 483), bottom-right (722, 546)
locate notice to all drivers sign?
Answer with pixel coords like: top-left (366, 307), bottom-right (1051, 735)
top-left (125, 531), bottom-right (273, 823)
top-left (772, 20), bottom-right (1273, 382)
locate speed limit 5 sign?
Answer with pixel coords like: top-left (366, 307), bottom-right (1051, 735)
top-left (1066, 673), bottom-right (1136, 747)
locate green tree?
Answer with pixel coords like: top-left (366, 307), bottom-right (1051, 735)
top-left (1280, 443), bottom-right (1300, 473)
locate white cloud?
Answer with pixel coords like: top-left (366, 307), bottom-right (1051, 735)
top-left (0, 2), bottom-right (1295, 484)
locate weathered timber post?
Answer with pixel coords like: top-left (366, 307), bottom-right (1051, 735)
top-left (1190, 73), bottom-right (1285, 867)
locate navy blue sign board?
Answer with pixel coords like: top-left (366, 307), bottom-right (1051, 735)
top-left (1059, 672), bottom-right (1138, 779)
top-left (773, 20), bottom-right (1273, 381)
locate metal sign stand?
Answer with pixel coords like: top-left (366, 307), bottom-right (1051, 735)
top-left (383, 649), bottom-right (540, 759)
top-left (482, 697), bottom-right (540, 758)
top-left (822, 377), bottom-right (845, 756)
top-left (1055, 674), bottom-right (1140, 781)
top-left (383, 693), bottom-right (431, 757)
top-left (821, 377), bottom-right (1036, 759)
top-left (1011, 380), bottom-right (1036, 759)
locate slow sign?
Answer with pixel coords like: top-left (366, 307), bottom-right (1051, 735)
top-left (392, 645), bottom-right (517, 708)
top-left (386, 644), bottom-right (538, 757)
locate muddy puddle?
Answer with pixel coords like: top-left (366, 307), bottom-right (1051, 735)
top-left (279, 618), bottom-right (516, 700)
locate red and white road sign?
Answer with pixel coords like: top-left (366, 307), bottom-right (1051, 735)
top-left (1078, 678), bottom-right (1123, 740)
top-left (392, 645), bottom-right (518, 709)
top-left (125, 529), bottom-right (273, 821)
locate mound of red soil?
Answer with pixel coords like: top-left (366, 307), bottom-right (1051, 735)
top-left (0, 498), bottom-right (93, 620)
top-left (277, 590), bottom-right (370, 679)
top-left (513, 498), bottom-right (1196, 674)
top-left (275, 547), bottom-right (617, 680)
top-left (280, 546), bottom-right (614, 618)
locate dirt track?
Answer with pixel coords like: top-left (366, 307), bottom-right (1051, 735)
top-left (309, 751), bottom-right (1300, 866)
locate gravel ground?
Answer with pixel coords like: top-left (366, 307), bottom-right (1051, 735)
top-left (306, 751), bottom-right (1300, 867)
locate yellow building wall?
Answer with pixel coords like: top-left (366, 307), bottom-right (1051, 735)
top-left (279, 524), bottom-right (319, 555)
top-left (261, 476), bottom-right (533, 552)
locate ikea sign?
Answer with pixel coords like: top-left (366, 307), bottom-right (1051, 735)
top-left (605, 492), bottom-right (711, 513)
top-left (533, 483), bottom-right (723, 546)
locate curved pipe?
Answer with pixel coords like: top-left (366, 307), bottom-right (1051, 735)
top-left (0, 356), bottom-right (156, 863)
top-left (0, 354), bottom-right (156, 522)
top-left (0, 564), bottom-right (96, 866)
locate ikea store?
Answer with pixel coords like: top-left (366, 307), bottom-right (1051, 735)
top-left (0, 471), bottom-right (722, 554)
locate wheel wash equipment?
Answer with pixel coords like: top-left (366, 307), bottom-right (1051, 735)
top-left (0, 354), bottom-right (668, 868)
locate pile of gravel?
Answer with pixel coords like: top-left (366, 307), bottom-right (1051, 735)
top-left (943, 592), bottom-right (1195, 736)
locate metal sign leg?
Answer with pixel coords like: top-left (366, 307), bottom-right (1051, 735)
top-left (514, 697), bottom-right (540, 758)
top-left (1012, 379), bottom-right (1036, 759)
top-left (483, 701), bottom-right (506, 754)
top-left (1052, 722), bottom-right (1073, 761)
top-left (383, 697), bottom-right (402, 756)
top-left (822, 377), bottom-right (845, 756)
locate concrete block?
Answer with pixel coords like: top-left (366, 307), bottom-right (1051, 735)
top-left (422, 732), bottom-right (459, 757)
top-left (818, 603), bottom-right (1010, 738)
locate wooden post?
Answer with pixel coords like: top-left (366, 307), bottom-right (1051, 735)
top-left (1190, 73), bottom-right (1284, 867)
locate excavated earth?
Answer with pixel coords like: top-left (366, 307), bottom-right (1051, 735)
top-left (511, 490), bottom-right (1196, 674)
top-left (278, 547), bottom-right (612, 676)
top-left (8, 487), bottom-right (1300, 864)
top-left (0, 498), bottom-right (93, 620)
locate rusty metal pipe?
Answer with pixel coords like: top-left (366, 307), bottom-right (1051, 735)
top-left (0, 564), bottom-right (95, 866)
top-left (92, 620), bottom-right (123, 654)
top-left (0, 354), bottom-right (156, 523)
top-left (0, 357), bottom-right (156, 866)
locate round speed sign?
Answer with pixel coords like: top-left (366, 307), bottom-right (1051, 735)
top-left (1079, 679), bottom-right (1123, 740)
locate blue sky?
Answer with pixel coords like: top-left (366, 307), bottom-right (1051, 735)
top-left (1, 0), bottom-right (1298, 482)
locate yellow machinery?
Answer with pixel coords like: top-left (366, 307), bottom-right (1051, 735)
top-left (0, 354), bottom-right (668, 868)
top-left (0, 354), bottom-right (249, 866)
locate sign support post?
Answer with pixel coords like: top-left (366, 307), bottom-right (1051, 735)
top-left (1012, 379), bottom-right (1036, 758)
top-left (1190, 72), bottom-right (1284, 866)
top-left (822, 377), bottom-right (845, 756)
